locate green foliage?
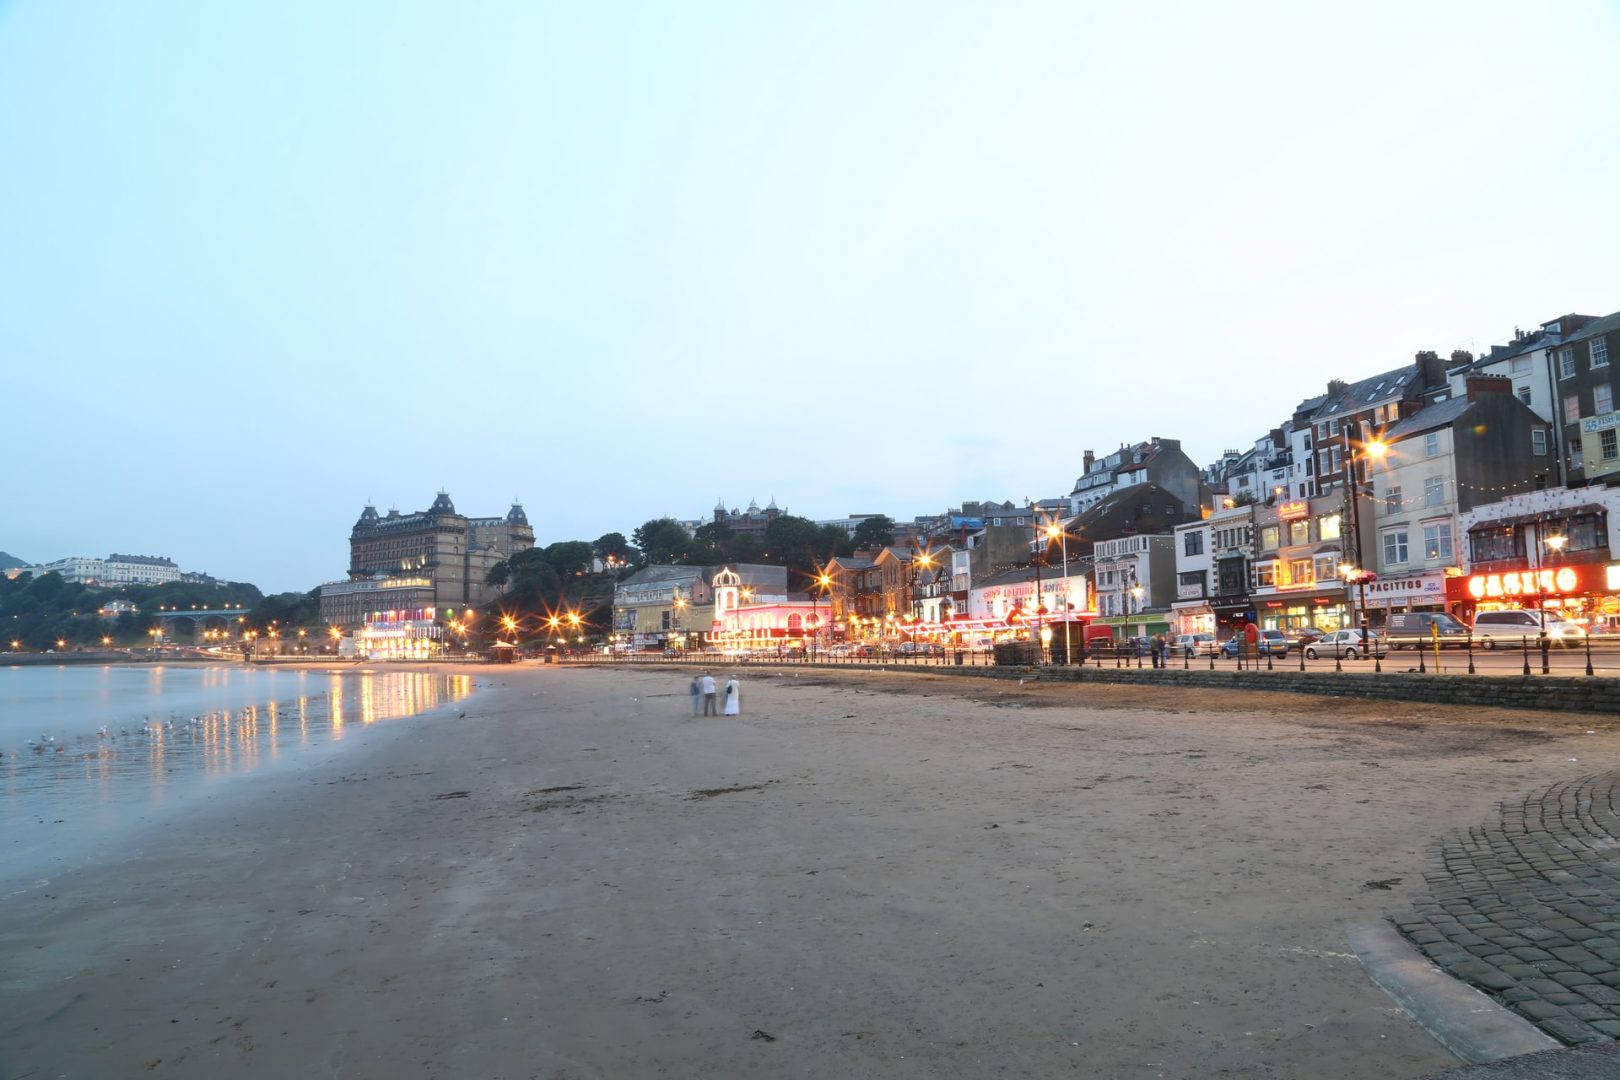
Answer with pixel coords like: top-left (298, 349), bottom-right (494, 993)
top-left (762, 515), bottom-right (844, 568)
top-left (249, 589), bottom-right (321, 631)
top-left (542, 540), bottom-right (595, 579)
top-left (632, 518), bottom-right (696, 564)
top-left (0, 571), bottom-right (264, 650)
top-left (851, 515), bottom-right (896, 550)
top-left (593, 532), bottom-right (631, 561)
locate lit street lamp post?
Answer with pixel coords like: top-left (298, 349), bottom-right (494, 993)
top-left (1045, 520), bottom-right (1070, 665)
top-left (1342, 422), bottom-right (1386, 650)
top-left (1540, 533), bottom-right (1567, 675)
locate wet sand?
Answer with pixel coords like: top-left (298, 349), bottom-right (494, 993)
top-left (5, 663), bottom-right (1619, 1079)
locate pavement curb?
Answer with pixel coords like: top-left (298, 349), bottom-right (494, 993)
top-left (1346, 920), bottom-right (1560, 1065)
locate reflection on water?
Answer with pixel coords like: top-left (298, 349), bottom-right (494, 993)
top-left (1, 668), bottom-right (473, 807)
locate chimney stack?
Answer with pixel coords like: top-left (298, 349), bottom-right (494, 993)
top-left (1465, 375), bottom-right (1512, 402)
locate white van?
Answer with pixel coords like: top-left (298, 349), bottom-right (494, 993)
top-left (1471, 609), bottom-right (1586, 649)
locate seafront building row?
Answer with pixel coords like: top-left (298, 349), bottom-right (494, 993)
top-left (613, 310), bottom-right (1620, 653)
top-left (306, 308), bottom-right (1620, 657)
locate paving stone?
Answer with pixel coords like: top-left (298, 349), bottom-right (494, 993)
top-left (1515, 999), bottom-right (1573, 1020)
top-left (1510, 947), bottom-right (1556, 962)
top-left (1551, 970), bottom-right (1603, 988)
top-left (1565, 1002), bottom-right (1616, 1023)
top-left (1499, 986), bottom-right (1540, 1003)
top-left (1551, 946), bottom-right (1602, 965)
top-left (1586, 1018), bottom-right (1620, 1037)
top-left (1539, 1014), bottom-right (1610, 1044)
top-left (1577, 983), bottom-right (1620, 1006)
top-left (1524, 978), bottom-right (1572, 996)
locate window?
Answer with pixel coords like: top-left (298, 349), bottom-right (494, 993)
top-left (1383, 530), bottom-right (1409, 564)
top-left (1314, 555), bottom-right (1338, 581)
top-left (1260, 525), bottom-right (1279, 551)
top-left (1385, 486), bottom-right (1402, 512)
top-left (1319, 513), bottom-right (1341, 540)
top-left (1596, 384), bottom-right (1614, 415)
top-left (1511, 355), bottom-right (1531, 375)
top-left (1288, 519), bottom-right (1309, 545)
top-left (1254, 564), bottom-right (1276, 588)
top-left (1424, 476), bottom-right (1445, 507)
top-left (1286, 559), bottom-right (1312, 586)
top-left (1517, 385), bottom-right (1532, 405)
top-left (1422, 522), bottom-right (1453, 561)
top-left (1559, 348), bottom-right (1577, 379)
top-left (1533, 428), bottom-right (1548, 455)
top-left (1422, 432), bottom-right (1438, 457)
top-left (1183, 530), bottom-right (1204, 556)
top-left (1565, 394), bottom-right (1581, 424)
top-left (1593, 338), bottom-right (1610, 367)
top-left (1602, 429), bottom-right (1619, 462)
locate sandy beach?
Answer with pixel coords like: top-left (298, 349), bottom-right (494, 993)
top-left (6, 662), bottom-right (1620, 1079)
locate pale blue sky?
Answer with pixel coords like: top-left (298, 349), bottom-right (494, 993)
top-left (4, 1), bottom-right (1618, 592)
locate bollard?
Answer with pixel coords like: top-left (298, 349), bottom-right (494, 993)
top-left (1540, 632), bottom-right (1550, 676)
top-left (1466, 634), bottom-right (1475, 675)
top-left (1417, 641), bottom-right (1426, 673)
top-left (1586, 632), bottom-right (1595, 678)
top-left (1522, 634), bottom-right (1531, 676)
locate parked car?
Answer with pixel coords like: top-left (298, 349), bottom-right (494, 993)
top-left (897, 641), bottom-right (944, 656)
top-left (1304, 629), bottom-right (1387, 660)
top-left (1385, 611), bottom-right (1471, 649)
top-left (1174, 633), bottom-right (1217, 658)
top-left (1221, 630), bottom-right (1289, 658)
top-left (1472, 609), bottom-right (1586, 649)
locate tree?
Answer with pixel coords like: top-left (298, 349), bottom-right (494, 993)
top-left (851, 515), bottom-right (896, 551)
top-left (541, 541), bottom-right (596, 579)
top-left (633, 518), bottom-right (696, 564)
top-left (594, 532), bottom-right (632, 562)
top-left (762, 515), bottom-right (842, 568)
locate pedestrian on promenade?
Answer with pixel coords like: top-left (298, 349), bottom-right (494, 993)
top-left (1156, 634), bottom-right (1170, 668)
top-left (723, 675), bottom-right (741, 716)
top-left (689, 674), bottom-right (702, 716)
top-left (701, 673), bottom-right (718, 716)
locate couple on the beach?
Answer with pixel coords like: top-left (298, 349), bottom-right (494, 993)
top-left (690, 673), bottom-right (740, 716)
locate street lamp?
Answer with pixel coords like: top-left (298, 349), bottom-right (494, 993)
top-left (1341, 421), bottom-right (1387, 645)
top-left (1339, 563), bottom-right (1376, 660)
top-left (1540, 532), bottom-right (1568, 673)
top-left (1045, 519), bottom-right (1072, 664)
top-left (814, 570), bottom-right (833, 658)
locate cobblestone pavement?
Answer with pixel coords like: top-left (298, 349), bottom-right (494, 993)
top-left (1396, 769), bottom-right (1620, 1047)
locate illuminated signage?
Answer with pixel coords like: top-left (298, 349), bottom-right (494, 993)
top-left (1277, 500), bottom-right (1309, 521)
top-left (1465, 567), bottom-right (1579, 599)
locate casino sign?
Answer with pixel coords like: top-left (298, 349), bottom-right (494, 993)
top-left (1448, 562), bottom-right (1605, 603)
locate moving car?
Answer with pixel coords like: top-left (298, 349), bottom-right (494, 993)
top-left (1472, 609), bottom-right (1586, 649)
top-left (1220, 630), bottom-right (1289, 658)
top-left (1304, 629), bottom-right (1387, 660)
top-left (1385, 611), bottom-right (1471, 649)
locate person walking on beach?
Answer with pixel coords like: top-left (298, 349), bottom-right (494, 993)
top-left (701, 673), bottom-right (718, 716)
top-left (723, 675), bottom-right (741, 716)
top-left (689, 674), bottom-right (702, 716)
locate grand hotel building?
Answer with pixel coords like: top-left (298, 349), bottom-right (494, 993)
top-left (319, 492), bottom-right (533, 654)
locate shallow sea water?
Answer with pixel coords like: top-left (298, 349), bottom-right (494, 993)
top-left (0, 664), bottom-right (473, 884)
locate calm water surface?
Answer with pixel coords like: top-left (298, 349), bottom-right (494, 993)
top-left (1, 664), bottom-right (474, 882)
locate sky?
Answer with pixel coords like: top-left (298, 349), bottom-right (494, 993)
top-left (3, 1), bottom-right (1619, 594)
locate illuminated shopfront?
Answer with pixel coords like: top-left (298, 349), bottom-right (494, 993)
top-left (1447, 561), bottom-right (1620, 626)
top-left (359, 606), bottom-right (442, 659)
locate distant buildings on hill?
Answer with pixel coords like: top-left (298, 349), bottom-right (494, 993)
top-left (7, 553), bottom-right (183, 587)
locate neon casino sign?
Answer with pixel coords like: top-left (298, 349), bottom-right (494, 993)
top-left (1466, 567), bottom-right (1579, 599)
